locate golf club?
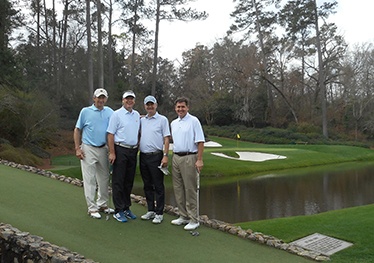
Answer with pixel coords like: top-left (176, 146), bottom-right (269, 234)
top-left (106, 165), bottom-right (113, 221)
top-left (106, 191), bottom-right (111, 220)
top-left (190, 169), bottom-right (200, 237)
top-left (190, 231), bottom-right (199, 236)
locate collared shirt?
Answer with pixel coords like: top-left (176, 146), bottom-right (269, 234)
top-left (107, 107), bottom-right (140, 145)
top-left (170, 112), bottom-right (205, 153)
top-left (75, 105), bottom-right (113, 147)
top-left (139, 112), bottom-right (170, 153)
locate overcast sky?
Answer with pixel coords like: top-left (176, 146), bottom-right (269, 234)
top-left (156, 0), bottom-right (374, 62)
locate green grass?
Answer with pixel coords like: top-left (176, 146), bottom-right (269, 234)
top-left (237, 204), bottom-right (374, 263)
top-left (48, 154), bottom-right (82, 179)
top-left (202, 136), bottom-right (374, 178)
top-left (49, 136), bottom-right (374, 181)
top-left (0, 164), bottom-right (311, 263)
top-left (38, 136), bottom-right (374, 262)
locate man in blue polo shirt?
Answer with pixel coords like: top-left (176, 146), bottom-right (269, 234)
top-left (107, 90), bottom-right (140, 222)
top-left (139, 95), bottom-right (170, 224)
top-left (74, 88), bottom-right (114, 219)
top-left (170, 97), bottom-right (204, 231)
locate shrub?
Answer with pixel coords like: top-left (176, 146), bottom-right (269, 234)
top-left (0, 143), bottom-right (43, 166)
top-left (203, 125), bottom-right (372, 147)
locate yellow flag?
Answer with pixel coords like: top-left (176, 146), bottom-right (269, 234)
top-left (237, 134), bottom-right (240, 139)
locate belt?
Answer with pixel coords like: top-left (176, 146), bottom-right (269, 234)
top-left (87, 144), bottom-right (106, 148)
top-left (174, 152), bottom-right (197, 156)
top-left (141, 150), bottom-right (163, 155)
top-left (115, 142), bottom-right (138, 149)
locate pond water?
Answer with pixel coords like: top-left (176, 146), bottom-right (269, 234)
top-left (133, 162), bottom-right (374, 223)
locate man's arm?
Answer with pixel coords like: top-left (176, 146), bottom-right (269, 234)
top-left (195, 141), bottom-right (204, 173)
top-left (107, 133), bottom-right (116, 164)
top-left (161, 136), bottom-right (170, 167)
top-left (73, 127), bottom-right (84, 159)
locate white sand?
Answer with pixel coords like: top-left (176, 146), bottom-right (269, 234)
top-left (211, 151), bottom-right (287, 162)
top-left (168, 141), bottom-right (285, 162)
top-left (203, 141), bottom-right (223, 147)
top-left (168, 141), bottom-right (222, 151)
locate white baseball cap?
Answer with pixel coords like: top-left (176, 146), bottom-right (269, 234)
top-left (123, 90), bottom-right (136, 98)
top-left (94, 88), bottom-right (108, 98)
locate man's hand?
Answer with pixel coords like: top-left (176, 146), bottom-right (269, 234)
top-left (109, 152), bottom-right (116, 164)
top-left (195, 159), bottom-right (203, 173)
top-left (75, 147), bottom-right (84, 160)
top-left (161, 156), bottom-right (168, 167)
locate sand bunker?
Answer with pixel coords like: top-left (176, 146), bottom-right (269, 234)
top-left (168, 141), bottom-right (222, 151)
top-left (211, 151), bottom-right (287, 162)
top-left (204, 141), bottom-right (223, 147)
top-left (168, 141), bottom-right (286, 162)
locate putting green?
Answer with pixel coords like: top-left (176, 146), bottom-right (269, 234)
top-left (0, 164), bottom-right (311, 262)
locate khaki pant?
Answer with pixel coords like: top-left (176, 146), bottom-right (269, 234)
top-left (172, 154), bottom-right (199, 222)
top-left (81, 144), bottom-right (110, 213)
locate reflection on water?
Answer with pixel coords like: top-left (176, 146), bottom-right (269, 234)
top-left (133, 163), bottom-right (374, 223)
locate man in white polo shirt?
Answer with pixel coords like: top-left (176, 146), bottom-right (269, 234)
top-left (170, 97), bottom-right (204, 231)
top-left (107, 90), bottom-right (140, 223)
top-left (74, 88), bottom-right (114, 219)
top-left (139, 95), bottom-right (170, 224)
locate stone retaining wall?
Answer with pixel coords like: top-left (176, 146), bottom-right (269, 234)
top-left (0, 159), bottom-right (330, 262)
top-left (0, 223), bottom-right (96, 263)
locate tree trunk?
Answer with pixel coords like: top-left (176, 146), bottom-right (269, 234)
top-left (313, 0), bottom-right (328, 138)
top-left (59, 0), bottom-right (69, 100)
top-left (43, 0), bottom-right (49, 56)
top-left (36, 0), bottom-right (40, 49)
top-left (52, 0), bottom-right (58, 97)
top-left (97, 0), bottom-right (104, 88)
top-left (151, 0), bottom-right (161, 96)
top-left (130, 0), bottom-right (139, 91)
top-left (252, 0), bottom-right (275, 125)
top-left (86, 0), bottom-right (93, 102)
top-left (107, 0), bottom-right (114, 94)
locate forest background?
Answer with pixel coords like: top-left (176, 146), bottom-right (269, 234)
top-left (1, 0), bottom-right (374, 164)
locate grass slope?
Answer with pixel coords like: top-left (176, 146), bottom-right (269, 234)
top-left (0, 165), bottom-right (311, 263)
top-left (203, 137), bottom-right (374, 178)
top-left (50, 136), bottom-right (374, 180)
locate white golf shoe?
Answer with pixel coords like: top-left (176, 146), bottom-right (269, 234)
top-left (184, 221), bottom-right (199, 230)
top-left (152, 214), bottom-right (163, 224)
top-left (141, 211), bottom-right (156, 220)
top-left (171, 217), bottom-right (189, 225)
top-left (89, 211), bottom-right (101, 219)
